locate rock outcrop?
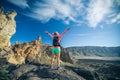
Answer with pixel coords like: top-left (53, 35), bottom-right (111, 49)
top-left (61, 47), bottom-right (73, 64)
top-left (10, 64), bottom-right (84, 80)
top-left (6, 37), bottom-right (43, 65)
top-left (0, 58), bottom-right (99, 80)
top-left (0, 35), bottom-right (73, 66)
top-left (0, 6), bottom-right (17, 48)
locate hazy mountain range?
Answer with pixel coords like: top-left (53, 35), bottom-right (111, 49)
top-left (66, 46), bottom-right (120, 57)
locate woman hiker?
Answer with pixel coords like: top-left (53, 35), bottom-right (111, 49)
top-left (45, 27), bottom-right (70, 70)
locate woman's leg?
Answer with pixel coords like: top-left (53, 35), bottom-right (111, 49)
top-left (51, 54), bottom-right (55, 66)
top-left (56, 53), bottom-right (60, 67)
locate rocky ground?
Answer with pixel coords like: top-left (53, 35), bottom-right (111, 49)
top-left (75, 59), bottom-right (120, 80)
top-left (1, 57), bottom-right (120, 80)
top-left (0, 58), bottom-right (102, 80)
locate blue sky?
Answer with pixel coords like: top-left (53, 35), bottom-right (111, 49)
top-left (0, 0), bottom-right (120, 47)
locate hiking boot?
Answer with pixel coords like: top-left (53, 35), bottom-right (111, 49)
top-left (49, 66), bottom-right (53, 69)
top-left (57, 66), bottom-right (62, 70)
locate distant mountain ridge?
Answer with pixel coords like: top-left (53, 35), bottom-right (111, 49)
top-left (66, 46), bottom-right (120, 57)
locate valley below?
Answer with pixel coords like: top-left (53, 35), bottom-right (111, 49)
top-left (72, 57), bottom-right (120, 80)
top-left (66, 46), bottom-right (120, 80)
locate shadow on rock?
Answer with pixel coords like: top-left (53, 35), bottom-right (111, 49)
top-left (65, 66), bottom-right (101, 80)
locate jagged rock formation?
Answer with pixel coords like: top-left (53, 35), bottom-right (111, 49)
top-left (61, 47), bottom-right (73, 64)
top-left (0, 6), bottom-right (17, 48)
top-left (5, 36), bottom-right (43, 65)
top-left (0, 36), bottom-right (73, 66)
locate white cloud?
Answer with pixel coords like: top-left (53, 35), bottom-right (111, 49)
top-left (7, 0), bottom-right (29, 8)
top-left (106, 13), bottom-right (120, 24)
top-left (86, 0), bottom-right (113, 28)
top-left (107, 13), bottom-right (116, 18)
top-left (26, 0), bottom-right (83, 24)
top-left (110, 14), bottom-right (120, 23)
top-left (7, 0), bottom-right (119, 27)
top-left (31, 8), bottom-right (56, 22)
top-left (105, 0), bottom-right (120, 24)
top-left (64, 19), bottom-right (70, 25)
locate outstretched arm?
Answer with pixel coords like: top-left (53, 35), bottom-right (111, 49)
top-left (60, 28), bottom-right (70, 38)
top-left (45, 31), bottom-right (53, 38)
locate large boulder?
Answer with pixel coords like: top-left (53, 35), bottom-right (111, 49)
top-left (10, 64), bottom-right (38, 80)
top-left (61, 47), bottom-right (73, 64)
top-left (0, 6), bottom-right (17, 48)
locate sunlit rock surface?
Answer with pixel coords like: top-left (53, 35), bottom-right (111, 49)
top-left (0, 7), bottom-right (17, 48)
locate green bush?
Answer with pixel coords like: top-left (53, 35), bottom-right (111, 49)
top-left (0, 70), bottom-right (10, 80)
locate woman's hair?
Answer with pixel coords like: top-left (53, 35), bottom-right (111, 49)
top-left (54, 32), bottom-right (59, 36)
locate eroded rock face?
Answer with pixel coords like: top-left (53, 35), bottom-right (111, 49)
top-left (0, 7), bottom-right (17, 48)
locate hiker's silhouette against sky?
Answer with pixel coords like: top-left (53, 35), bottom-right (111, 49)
top-left (1, 0), bottom-right (120, 47)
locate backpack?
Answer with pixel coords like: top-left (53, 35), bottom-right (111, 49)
top-left (53, 36), bottom-right (60, 46)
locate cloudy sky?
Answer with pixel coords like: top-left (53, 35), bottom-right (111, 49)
top-left (0, 0), bottom-right (120, 47)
